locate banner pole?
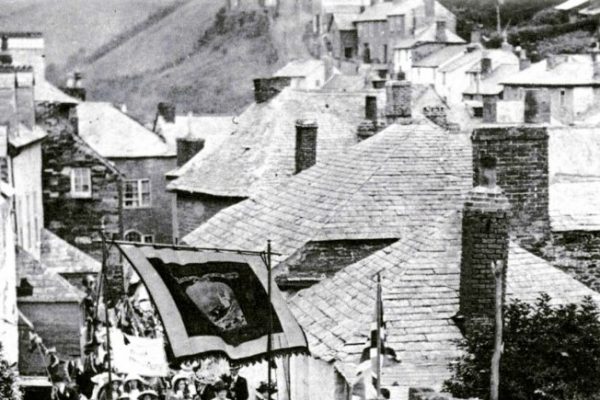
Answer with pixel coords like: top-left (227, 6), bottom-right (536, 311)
top-left (267, 240), bottom-right (273, 400)
top-left (101, 230), bottom-right (114, 400)
top-left (376, 273), bottom-right (382, 399)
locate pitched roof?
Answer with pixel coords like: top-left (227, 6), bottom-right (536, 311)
top-left (34, 79), bottom-right (79, 104)
top-left (160, 114), bottom-right (235, 178)
top-left (183, 119), bottom-right (472, 267)
top-left (167, 88), bottom-right (371, 196)
top-left (7, 124), bottom-right (46, 149)
top-left (40, 229), bottom-right (101, 275)
top-left (555, 0), bottom-right (589, 10)
top-left (412, 45), bottom-right (469, 68)
top-left (501, 55), bottom-right (600, 86)
top-left (394, 24), bottom-right (465, 49)
top-left (354, 0), bottom-right (433, 22)
top-left (274, 59), bottom-right (324, 78)
top-left (77, 102), bottom-right (174, 159)
top-left (290, 209), bottom-right (600, 388)
top-left (463, 63), bottom-right (520, 96)
top-left (331, 13), bottom-right (359, 30)
top-left (16, 246), bottom-right (85, 303)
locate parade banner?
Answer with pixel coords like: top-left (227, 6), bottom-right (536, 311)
top-left (117, 244), bottom-right (308, 362)
top-left (110, 328), bottom-right (169, 377)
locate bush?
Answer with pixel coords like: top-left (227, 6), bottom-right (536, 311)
top-left (444, 294), bottom-right (600, 400)
top-left (0, 344), bottom-right (21, 400)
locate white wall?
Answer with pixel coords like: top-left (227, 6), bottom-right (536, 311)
top-left (11, 142), bottom-right (44, 258)
top-left (0, 194), bottom-right (18, 364)
top-left (411, 67), bottom-right (436, 84)
top-left (573, 86), bottom-right (594, 115)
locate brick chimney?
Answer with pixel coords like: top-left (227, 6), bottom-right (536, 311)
top-left (422, 105), bottom-right (447, 128)
top-left (435, 20), bottom-right (447, 42)
top-left (472, 122), bottom-right (550, 250)
top-left (385, 80), bottom-right (411, 124)
top-left (524, 89), bottom-right (551, 124)
top-left (176, 137), bottom-right (205, 167)
top-left (460, 155), bottom-right (510, 324)
top-left (253, 77), bottom-right (292, 103)
top-left (295, 119), bottom-right (318, 173)
top-left (61, 71), bottom-right (86, 101)
top-left (15, 68), bottom-right (35, 129)
top-left (157, 102), bottom-right (176, 123)
top-left (480, 55), bottom-right (492, 76)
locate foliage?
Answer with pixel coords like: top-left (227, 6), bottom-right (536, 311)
top-left (444, 294), bottom-right (600, 400)
top-left (0, 344), bottom-right (21, 400)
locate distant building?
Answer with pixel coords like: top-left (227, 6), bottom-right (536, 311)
top-left (273, 59), bottom-right (333, 89)
top-left (312, 0), bottom-right (371, 34)
top-left (501, 54), bottom-right (600, 124)
top-left (76, 101), bottom-right (176, 245)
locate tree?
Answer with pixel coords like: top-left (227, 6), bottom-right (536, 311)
top-left (444, 294), bottom-right (600, 400)
top-left (0, 344), bottom-right (21, 400)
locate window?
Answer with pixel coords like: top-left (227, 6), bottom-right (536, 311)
top-left (124, 179), bottom-right (151, 208)
top-left (124, 230), bottom-right (154, 243)
top-left (344, 47), bottom-right (353, 59)
top-left (143, 235), bottom-right (154, 243)
top-left (383, 44), bottom-right (388, 63)
top-left (70, 168), bottom-right (92, 198)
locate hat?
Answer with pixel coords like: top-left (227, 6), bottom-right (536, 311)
top-left (124, 373), bottom-right (147, 385)
top-left (171, 372), bottom-right (189, 387)
top-left (45, 346), bottom-right (57, 355)
top-left (138, 389), bottom-right (159, 399)
top-left (230, 365), bottom-right (241, 371)
top-left (213, 380), bottom-right (229, 392)
top-left (118, 395), bottom-right (131, 400)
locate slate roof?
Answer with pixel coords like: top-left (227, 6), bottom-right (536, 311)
top-left (77, 102), bottom-right (174, 159)
top-left (17, 246), bottom-right (85, 303)
top-left (274, 59), bottom-right (324, 78)
top-left (331, 13), bottom-right (359, 31)
top-left (412, 45), bottom-right (469, 68)
top-left (463, 64), bottom-right (520, 96)
top-left (161, 114), bottom-right (235, 178)
top-left (321, 74), bottom-right (368, 91)
top-left (8, 124), bottom-right (46, 149)
top-left (289, 209), bottom-right (600, 388)
top-left (555, 0), bottom-right (589, 10)
top-left (501, 55), bottom-right (600, 86)
top-left (167, 88), bottom-right (371, 196)
top-left (394, 24), bottom-right (465, 49)
top-left (35, 79), bottom-right (79, 104)
top-left (183, 119), bottom-right (472, 267)
top-left (40, 229), bottom-right (101, 275)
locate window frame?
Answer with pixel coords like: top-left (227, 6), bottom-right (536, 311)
top-left (124, 230), bottom-right (154, 244)
top-left (123, 179), bottom-right (151, 209)
top-left (70, 167), bottom-right (92, 198)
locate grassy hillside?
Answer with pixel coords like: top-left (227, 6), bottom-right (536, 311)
top-left (0, 0), bottom-right (182, 77)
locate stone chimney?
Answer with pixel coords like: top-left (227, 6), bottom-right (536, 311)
top-left (253, 77), bottom-right (292, 103)
top-left (385, 80), bottom-right (411, 124)
top-left (435, 20), bottom-right (447, 42)
top-left (176, 137), bottom-right (205, 167)
top-left (365, 95), bottom-right (378, 122)
top-left (295, 119), bottom-right (318, 173)
top-left (61, 71), bottom-right (86, 101)
top-left (460, 155), bottom-right (510, 324)
top-left (15, 68), bottom-right (35, 129)
top-left (470, 24), bottom-right (482, 44)
top-left (482, 95), bottom-right (497, 123)
top-left (157, 102), bottom-right (176, 123)
top-left (422, 105), bottom-right (448, 128)
top-left (472, 122), bottom-right (550, 250)
top-left (519, 49), bottom-right (531, 71)
top-left (480, 55), bottom-right (492, 76)
top-left (524, 89), bottom-right (551, 124)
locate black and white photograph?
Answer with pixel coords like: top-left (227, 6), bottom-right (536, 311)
top-left (1, 0), bottom-right (600, 399)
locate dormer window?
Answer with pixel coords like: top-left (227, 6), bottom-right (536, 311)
top-left (70, 168), bottom-right (92, 198)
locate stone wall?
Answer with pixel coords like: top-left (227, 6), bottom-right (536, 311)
top-left (38, 103), bottom-right (123, 260)
top-left (176, 192), bottom-right (244, 241)
top-left (472, 126), bottom-right (550, 251)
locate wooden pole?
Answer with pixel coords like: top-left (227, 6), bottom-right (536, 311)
top-left (267, 240), bottom-right (273, 400)
top-left (496, 2), bottom-right (502, 35)
top-left (101, 232), bottom-right (114, 400)
top-left (375, 273), bottom-right (382, 399)
top-left (490, 260), bottom-right (504, 400)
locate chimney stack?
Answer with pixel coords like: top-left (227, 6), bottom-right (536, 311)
top-left (15, 68), bottom-right (35, 129)
top-left (480, 55), bottom-right (492, 76)
top-left (460, 155), bottom-right (510, 325)
top-left (470, 24), bottom-right (482, 44)
top-left (519, 49), bottom-right (531, 71)
top-left (385, 80), bottom-right (412, 124)
top-left (482, 95), bottom-right (497, 123)
top-left (295, 119), bottom-right (318, 174)
top-left (524, 89), bottom-right (551, 124)
top-left (253, 77), bottom-right (292, 103)
top-left (157, 102), bottom-right (176, 123)
top-left (435, 20), bottom-right (447, 42)
top-left (357, 120), bottom-right (377, 141)
top-left (365, 96), bottom-right (378, 122)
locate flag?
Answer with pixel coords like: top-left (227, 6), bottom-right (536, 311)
top-left (110, 328), bottom-right (169, 377)
top-left (354, 274), bottom-right (397, 397)
top-left (117, 244), bottom-right (308, 363)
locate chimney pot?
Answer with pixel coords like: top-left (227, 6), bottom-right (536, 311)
top-left (295, 119), bottom-right (318, 173)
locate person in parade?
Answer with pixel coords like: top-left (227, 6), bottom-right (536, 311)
top-left (138, 389), bottom-right (160, 400)
top-left (194, 370), bottom-right (216, 400)
top-left (53, 378), bottom-right (79, 400)
top-left (124, 373), bottom-right (148, 400)
top-left (228, 366), bottom-right (248, 400)
top-left (170, 373), bottom-right (193, 399)
top-left (211, 381), bottom-right (232, 400)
